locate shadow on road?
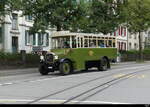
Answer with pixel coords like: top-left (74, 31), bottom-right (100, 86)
top-left (47, 69), bottom-right (106, 77)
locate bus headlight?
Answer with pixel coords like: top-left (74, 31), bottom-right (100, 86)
top-left (40, 55), bottom-right (44, 61)
top-left (54, 55), bottom-right (59, 60)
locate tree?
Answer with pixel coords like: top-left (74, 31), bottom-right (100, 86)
top-left (122, 0), bottom-right (150, 61)
top-left (88, 0), bottom-right (124, 34)
top-left (0, 0), bottom-right (21, 23)
top-left (21, 0), bottom-right (88, 33)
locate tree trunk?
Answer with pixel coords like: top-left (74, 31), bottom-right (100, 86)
top-left (138, 31), bottom-right (143, 61)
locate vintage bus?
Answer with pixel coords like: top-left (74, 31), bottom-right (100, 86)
top-left (39, 32), bottom-right (117, 75)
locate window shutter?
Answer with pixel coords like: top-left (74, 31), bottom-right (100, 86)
top-left (0, 27), bottom-right (2, 43)
top-left (114, 31), bottom-right (116, 36)
top-left (46, 33), bottom-right (49, 46)
top-left (119, 27), bottom-right (121, 36)
top-left (121, 27), bottom-right (123, 36)
top-left (25, 31), bottom-right (27, 45)
top-left (124, 28), bottom-right (127, 37)
top-left (33, 34), bottom-right (36, 46)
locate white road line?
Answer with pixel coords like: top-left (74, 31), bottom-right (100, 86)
top-left (29, 78), bottom-right (53, 83)
top-left (4, 83), bottom-right (13, 85)
top-left (0, 83), bottom-right (14, 86)
top-left (0, 99), bottom-right (130, 104)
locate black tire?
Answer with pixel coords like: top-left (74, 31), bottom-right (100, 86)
top-left (59, 60), bottom-right (73, 75)
top-left (98, 58), bottom-right (108, 71)
top-left (39, 64), bottom-right (49, 75)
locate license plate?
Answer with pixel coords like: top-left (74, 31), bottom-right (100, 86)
top-left (48, 67), bottom-right (53, 69)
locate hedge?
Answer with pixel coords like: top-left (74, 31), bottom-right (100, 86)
top-left (120, 49), bottom-right (150, 62)
top-left (0, 52), bottom-right (40, 68)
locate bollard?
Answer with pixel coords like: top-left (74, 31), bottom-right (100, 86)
top-left (20, 50), bottom-right (26, 65)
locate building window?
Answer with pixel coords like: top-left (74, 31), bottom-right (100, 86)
top-left (0, 27), bottom-right (2, 43)
top-left (134, 43), bottom-right (137, 50)
top-left (129, 43), bottom-right (132, 50)
top-left (25, 15), bottom-right (33, 21)
top-left (25, 30), bottom-right (32, 45)
top-left (12, 13), bottom-right (18, 30)
top-left (25, 32), bottom-right (49, 47)
top-left (38, 33), bottom-right (44, 46)
top-left (37, 33), bottom-right (49, 46)
top-left (33, 34), bottom-right (36, 46)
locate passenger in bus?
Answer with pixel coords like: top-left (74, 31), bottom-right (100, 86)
top-left (90, 42), bottom-right (96, 47)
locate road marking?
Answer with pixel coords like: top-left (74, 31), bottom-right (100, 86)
top-left (4, 83), bottom-right (13, 85)
top-left (125, 74), bottom-right (135, 78)
top-left (28, 78), bottom-right (51, 83)
top-left (0, 83), bottom-right (14, 86)
top-left (38, 99), bottom-right (130, 104)
top-left (0, 99), bottom-right (130, 104)
top-left (138, 75), bottom-right (146, 79)
top-left (113, 74), bottom-right (126, 78)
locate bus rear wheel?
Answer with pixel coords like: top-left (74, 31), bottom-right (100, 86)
top-left (98, 58), bottom-right (108, 71)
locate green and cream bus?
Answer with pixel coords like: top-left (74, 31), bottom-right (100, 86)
top-left (39, 32), bottom-right (117, 75)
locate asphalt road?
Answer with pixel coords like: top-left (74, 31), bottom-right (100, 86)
top-left (0, 62), bottom-right (150, 104)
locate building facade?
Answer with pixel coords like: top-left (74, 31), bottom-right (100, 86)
top-left (111, 26), bottom-right (128, 51)
top-left (128, 32), bottom-right (139, 50)
top-left (111, 26), bottom-right (147, 51)
top-left (144, 29), bottom-right (150, 48)
top-left (0, 11), bottom-right (54, 53)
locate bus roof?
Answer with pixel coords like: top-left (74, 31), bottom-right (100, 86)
top-left (52, 31), bottom-right (115, 39)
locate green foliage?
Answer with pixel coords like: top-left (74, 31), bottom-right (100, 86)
top-left (121, 0), bottom-right (150, 61)
top-left (21, 0), bottom-right (88, 33)
top-left (0, 52), bottom-right (39, 67)
top-left (0, 0), bottom-right (22, 22)
top-left (120, 50), bottom-right (138, 54)
top-left (120, 49), bottom-right (150, 62)
top-left (20, 0), bottom-right (124, 34)
top-left (0, 52), bottom-right (21, 61)
top-left (26, 54), bottom-right (40, 64)
top-left (0, 0), bottom-right (21, 14)
top-left (120, 49), bottom-right (150, 55)
top-left (0, 0), bottom-right (125, 34)
top-left (87, 0), bottom-right (124, 34)
top-left (143, 49), bottom-right (150, 54)
top-left (122, 0), bottom-right (150, 33)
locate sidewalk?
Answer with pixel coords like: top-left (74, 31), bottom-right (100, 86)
top-left (0, 68), bottom-right (38, 77)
